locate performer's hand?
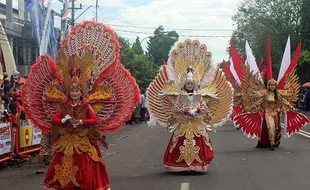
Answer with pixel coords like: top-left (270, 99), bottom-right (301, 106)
top-left (71, 119), bottom-right (83, 128)
top-left (291, 107), bottom-right (297, 112)
top-left (61, 115), bottom-right (72, 123)
top-left (189, 109), bottom-right (198, 116)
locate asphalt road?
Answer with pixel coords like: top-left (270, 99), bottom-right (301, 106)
top-left (1, 115), bottom-right (310, 190)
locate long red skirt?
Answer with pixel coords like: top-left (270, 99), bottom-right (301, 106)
top-left (164, 135), bottom-right (214, 172)
top-left (43, 143), bottom-right (110, 190)
top-left (256, 116), bottom-right (281, 148)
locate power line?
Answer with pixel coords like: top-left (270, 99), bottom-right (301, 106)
top-left (69, 1), bottom-right (232, 38)
top-left (107, 24), bottom-right (233, 32)
top-left (114, 29), bottom-right (231, 38)
top-left (76, 0), bottom-right (232, 32)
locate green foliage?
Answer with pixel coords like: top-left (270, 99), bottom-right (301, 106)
top-left (297, 50), bottom-right (310, 82)
top-left (147, 26), bottom-right (179, 64)
top-left (230, 0), bottom-right (302, 77)
top-left (132, 37), bottom-right (144, 55)
top-left (300, 0), bottom-right (310, 50)
top-left (116, 35), bottom-right (160, 91)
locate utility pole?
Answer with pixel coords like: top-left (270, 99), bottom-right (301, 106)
top-left (69, 0), bottom-right (82, 26)
top-left (71, 0), bottom-right (75, 25)
top-left (95, 0), bottom-right (98, 21)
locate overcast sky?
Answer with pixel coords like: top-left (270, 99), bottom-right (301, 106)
top-left (4, 0), bottom-right (243, 63)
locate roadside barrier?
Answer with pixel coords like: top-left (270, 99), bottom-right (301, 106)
top-left (0, 114), bottom-right (42, 164)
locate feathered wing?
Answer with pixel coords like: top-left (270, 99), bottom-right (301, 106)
top-left (22, 55), bottom-right (66, 132)
top-left (283, 111), bottom-right (309, 137)
top-left (146, 65), bottom-right (174, 127)
top-left (89, 63), bottom-right (140, 132)
top-left (205, 67), bottom-right (234, 128)
top-left (234, 112), bottom-right (264, 138)
top-left (240, 63), bottom-right (265, 112)
top-left (232, 63), bottom-right (266, 136)
top-left (278, 69), bottom-right (309, 136)
top-left (167, 39), bottom-right (216, 88)
top-left (59, 21), bottom-right (140, 132)
top-left (278, 69), bottom-right (300, 110)
top-left (60, 21), bottom-right (120, 90)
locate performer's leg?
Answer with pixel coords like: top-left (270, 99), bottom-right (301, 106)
top-left (265, 113), bottom-right (276, 150)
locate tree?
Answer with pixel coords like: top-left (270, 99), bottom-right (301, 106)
top-left (230, 0), bottom-right (302, 77)
top-left (147, 26), bottom-right (179, 64)
top-left (300, 0), bottom-right (310, 50)
top-left (297, 50), bottom-right (310, 83)
top-left (117, 35), bottom-right (159, 91)
top-left (132, 37), bottom-right (144, 55)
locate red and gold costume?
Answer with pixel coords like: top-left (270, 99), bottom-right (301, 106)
top-left (22, 21), bottom-right (140, 189)
top-left (146, 39), bottom-right (233, 172)
top-left (233, 63), bottom-right (309, 149)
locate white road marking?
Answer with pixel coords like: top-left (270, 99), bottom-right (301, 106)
top-left (180, 183), bottom-right (190, 190)
top-left (299, 130), bottom-right (310, 139)
top-left (281, 123), bottom-right (310, 139)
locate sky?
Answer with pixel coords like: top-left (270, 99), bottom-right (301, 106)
top-left (3, 0), bottom-right (243, 63)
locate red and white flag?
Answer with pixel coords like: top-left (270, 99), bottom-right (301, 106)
top-left (245, 40), bottom-right (262, 81)
top-left (277, 36), bottom-right (291, 84)
top-left (230, 44), bottom-right (244, 83)
top-left (230, 57), bottom-right (241, 86)
top-left (62, 0), bottom-right (69, 20)
top-left (277, 41), bottom-right (301, 89)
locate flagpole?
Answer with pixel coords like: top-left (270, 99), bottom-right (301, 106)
top-left (96, 0), bottom-right (98, 21)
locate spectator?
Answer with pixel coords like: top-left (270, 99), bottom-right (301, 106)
top-left (305, 86), bottom-right (310, 111)
top-left (12, 92), bottom-right (23, 112)
top-left (140, 90), bottom-right (146, 121)
top-left (36, 132), bottom-right (52, 174)
top-left (1, 85), bottom-right (13, 110)
top-left (14, 82), bottom-right (22, 93)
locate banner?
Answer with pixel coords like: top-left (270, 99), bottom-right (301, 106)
top-left (26, 0), bottom-right (57, 60)
top-left (25, 0), bottom-right (44, 47)
top-left (19, 120), bottom-right (42, 148)
top-left (32, 127), bottom-right (42, 145)
top-left (0, 123), bottom-right (12, 155)
top-left (40, 0), bottom-right (53, 56)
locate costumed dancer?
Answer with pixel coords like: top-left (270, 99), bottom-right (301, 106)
top-left (22, 21), bottom-right (140, 189)
top-left (233, 41), bottom-right (309, 150)
top-left (146, 39), bottom-right (233, 172)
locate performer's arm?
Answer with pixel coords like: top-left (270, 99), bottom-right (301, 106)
top-left (278, 94), bottom-right (294, 110)
top-left (52, 109), bottom-right (63, 124)
top-left (81, 105), bottom-right (99, 125)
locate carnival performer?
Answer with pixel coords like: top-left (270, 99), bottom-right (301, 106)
top-left (146, 39), bottom-right (233, 172)
top-left (233, 42), bottom-right (309, 150)
top-left (22, 21), bottom-right (140, 189)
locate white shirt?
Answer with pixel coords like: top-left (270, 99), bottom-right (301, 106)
top-left (140, 94), bottom-right (146, 108)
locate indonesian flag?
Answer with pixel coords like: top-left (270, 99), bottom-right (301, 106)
top-left (62, 0), bottom-right (69, 20)
top-left (41, 0), bottom-right (45, 5)
top-left (277, 36), bottom-right (291, 86)
top-left (245, 40), bottom-right (262, 81)
top-left (222, 59), bottom-right (236, 83)
top-left (230, 57), bottom-right (241, 85)
top-left (277, 41), bottom-right (302, 89)
top-left (230, 44), bottom-right (244, 84)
